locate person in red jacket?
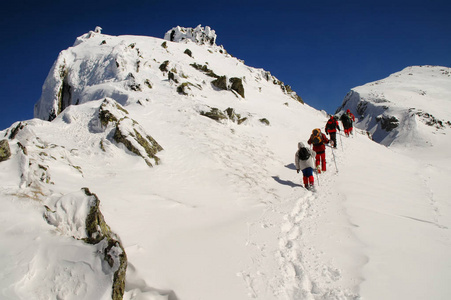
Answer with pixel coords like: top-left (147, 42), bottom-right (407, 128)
top-left (325, 115), bottom-right (340, 148)
top-left (307, 128), bottom-right (331, 173)
top-left (346, 109), bottom-right (356, 135)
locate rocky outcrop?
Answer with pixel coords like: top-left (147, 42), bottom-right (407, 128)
top-left (229, 77), bottom-right (245, 98)
top-left (200, 107), bottom-right (249, 125)
top-left (0, 139), bottom-right (11, 162)
top-left (164, 25), bottom-right (217, 46)
top-left (44, 188), bottom-right (127, 300)
top-left (211, 76), bottom-right (245, 98)
top-left (99, 98), bottom-right (163, 167)
top-left (113, 118), bottom-right (163, 167)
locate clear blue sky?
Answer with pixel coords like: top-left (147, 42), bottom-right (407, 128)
top-left (1, 0), bottom-right (450, 130)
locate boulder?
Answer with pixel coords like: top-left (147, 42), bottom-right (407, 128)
top-left (0, 139), bottom-right (11, 162)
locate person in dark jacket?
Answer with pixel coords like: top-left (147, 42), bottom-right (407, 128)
top-left (295, 142), bottom-right (316, 190)
top-left (340, 112), bottom-right (352, 137)
top-left (341, 109), bottom-right (356, 136)
top-left (325, 115), bottom-right (340, 148)
top-left (307, 128), bottom-right (331, 173)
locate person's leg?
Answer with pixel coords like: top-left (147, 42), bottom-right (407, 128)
top-left (303, 167), bottom-right (314, 188)
top-left (315, 154), bottom-right (321, 173)
top-left (321, 153), bottom-right (326, 171)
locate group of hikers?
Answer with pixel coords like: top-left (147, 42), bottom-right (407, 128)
top-left (295, 109), bottom-right (355, 191)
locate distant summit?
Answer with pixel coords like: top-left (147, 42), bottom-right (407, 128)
top-left (164, 25), bottom-right (217, 46)
top-left (337, 65), bottom-right (451, 147)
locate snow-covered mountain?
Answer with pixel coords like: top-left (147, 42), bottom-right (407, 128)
top-left (337, 65), bottom-right (451, 147)
top-left (1, 26), bottom-right (451, 300)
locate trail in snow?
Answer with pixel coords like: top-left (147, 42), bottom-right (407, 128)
top-left (273, 132), bottom-right (365, 300)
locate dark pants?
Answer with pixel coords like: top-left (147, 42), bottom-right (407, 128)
top-left (329, 132), bottom-right (337, 148)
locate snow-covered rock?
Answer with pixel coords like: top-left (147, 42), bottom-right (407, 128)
top-left (337, 65), bottom-right (451, 146)
top-left (164, 24), bottom-right (217, 46)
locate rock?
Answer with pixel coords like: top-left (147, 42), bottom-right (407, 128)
top-left (164, 25), bottom-right (217, 46)
top-left (0, 140), bottom-right (11, 162)
top-left (113, 117), bottom-right (163, 167)
top-left (212, 76), bottom-right (228, 91)
top-left (229, 77), bottom-right (245, 98)
top-left (44, 188), bottom-right (127, 300)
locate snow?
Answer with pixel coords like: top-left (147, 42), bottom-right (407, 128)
top-left (1, 27), bottom-right (451, 300)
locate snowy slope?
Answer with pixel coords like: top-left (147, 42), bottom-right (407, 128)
top-left (1, 26), bottom-right (451, 300)
top-left (337, 66), bottom-right (451, 147)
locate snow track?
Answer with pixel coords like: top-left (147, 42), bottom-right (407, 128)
top-left (272, 134), bottom-right (364, 300)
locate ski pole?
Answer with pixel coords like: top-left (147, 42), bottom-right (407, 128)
top-left (332, 147), bottom-right (338, 173)
top-left (327, 144), bottom-right (339, 173)
top-left (339, 131), bottom-right (343, 151)
top-left (315, 167), bottom-right (320, 186)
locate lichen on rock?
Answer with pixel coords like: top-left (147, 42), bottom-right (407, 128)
top-left (113, 117), bottom-right (163, 167)
top-left (0, 139), bottom-right (11, 162)
top-left (99, 98), bottom-right (129, 128)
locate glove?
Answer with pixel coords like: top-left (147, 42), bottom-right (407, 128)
top-left (296, 169), bottom-right (300, 173)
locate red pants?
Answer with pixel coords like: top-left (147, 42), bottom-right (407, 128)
top-left (315, 153), bottom-right (326, 171)
top-left (344, 127), bottom-right (353, 136)
top-left (303, 176), bottom-right (314, 187)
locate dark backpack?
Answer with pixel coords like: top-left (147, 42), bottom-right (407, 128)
top-left (310, 129), bottom-right (323, 145)
top-left (340, 114), bottom-right (351, 126)
top-left (326, 119), bottom-right (336, 131)
top-left (298, 147), bottom-right (310, 160)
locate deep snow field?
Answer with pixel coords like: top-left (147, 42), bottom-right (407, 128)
top-left (1, 27), bottom-right (450, 300)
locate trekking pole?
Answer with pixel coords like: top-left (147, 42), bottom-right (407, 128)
top-left (315, 167), bottom-right (320, 186)
top-left (327, 144), bottom-right (339, 173)
top-left (339, 131), bottom-right (343, 151)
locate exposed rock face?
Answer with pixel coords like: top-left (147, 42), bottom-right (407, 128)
top-left (113, 118), bottom-right (163, 167)
top-left (44, 188), bottom-right (127, 300)
top-left (99, 98), bottom-right (163, 167)
top-left (211, 76), bottom-right (245, 98)
top-left (164, 25), bottom-right (217, 46)
top-left (0, 139), bottom-right (11, 162)
top-left (229, 77), bottom-right (245, 98)
top-left (200, 106), bottom-right (249, 125)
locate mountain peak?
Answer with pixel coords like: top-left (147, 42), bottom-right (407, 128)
top-left (164, 25), bottom-right (217, 46)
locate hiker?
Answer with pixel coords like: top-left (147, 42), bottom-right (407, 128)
top-left (325, 115), bottom-right (340, 148)
top-left (340, 112), bottom-right (353, 137)
top-left (307, 128), bottom-right (331, 173)
top-left (295, 142), bottom-right (316, 190)
top-left (346, 109), bottom-right (356, 135)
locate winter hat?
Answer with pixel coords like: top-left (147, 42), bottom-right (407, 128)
top-left (298, 142), bottom-right (306, 149)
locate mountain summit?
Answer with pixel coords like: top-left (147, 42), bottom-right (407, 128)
top-left (164, 25), bottom-right (217, 46)
top-left (34, 26), bottom-right (302, 123)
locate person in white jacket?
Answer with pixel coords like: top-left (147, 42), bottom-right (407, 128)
top-left (295, 142), bottom-right (316, 190)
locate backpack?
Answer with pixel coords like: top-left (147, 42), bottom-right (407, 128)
top-left (310, 128), bottom-right (323, 145)
top-left (340, 114), bottom-right (351, 126)
top-left (326, 119), bottom-right (336, 131)
top-left (298, 147), bottom-right (310, 160)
